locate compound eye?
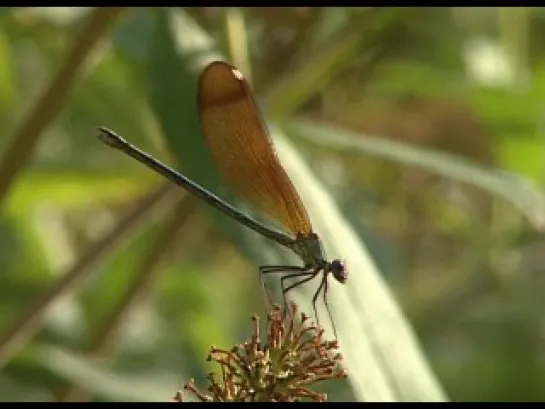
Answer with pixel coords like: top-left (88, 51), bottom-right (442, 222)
top-left (331, 259), bottom-right (348, 283)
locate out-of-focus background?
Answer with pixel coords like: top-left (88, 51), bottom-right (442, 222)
top-left (0, 6), bottom-right (545, 402)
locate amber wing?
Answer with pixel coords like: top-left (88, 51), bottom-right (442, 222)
top-left (197, 61), bottom-right (312, 236)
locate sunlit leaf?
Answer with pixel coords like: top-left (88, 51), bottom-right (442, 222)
top-left (286, 118), bottom-right (545, 230)
top-left (35, 344), bottom-right (178, 402)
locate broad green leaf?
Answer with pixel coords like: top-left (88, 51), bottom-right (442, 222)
top-left (286, 118), bottom-right (545, 231)
top-left (141, 8), bottom-right (447, 402)
top-left (5, 172), bottom-right (154, 216)
top-left (34, 344), bottom-right (179, 402)
top-left (497, 134), bottom-right (545, 182)
top-left (0, 30), bottom-right (16, 113)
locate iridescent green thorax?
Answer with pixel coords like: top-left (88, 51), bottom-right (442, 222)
top-left (290, 232), bottom-right (330, 271)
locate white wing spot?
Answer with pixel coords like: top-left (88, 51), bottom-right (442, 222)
top-left (232, 68), bottom-right (244, 81)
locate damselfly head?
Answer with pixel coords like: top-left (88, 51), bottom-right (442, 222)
top-left (331, 259), bottom-right (348, 284)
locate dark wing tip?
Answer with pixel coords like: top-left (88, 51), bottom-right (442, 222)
top-left (198, 61), bottom-right (250, 110)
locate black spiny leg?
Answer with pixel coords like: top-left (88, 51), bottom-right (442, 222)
top-left (321, 276), bottom-right (337, 340)
top-left (259, 265), bottom-right (307, 309)
top-left (279, 270), bottom-right (316, 316)
top-left (311, 277), bottom-right (327, 331)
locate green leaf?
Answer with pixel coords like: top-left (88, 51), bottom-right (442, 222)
top-left (497, 134), bottom-right (545, 182)
top-left (0, 30), bottom-right (16, 114)
top-left (34, 344), bottom-right (179, 402)
top-left (141, 8), bottom-right (447, 402)
top-left (5, 171), bottom-right (153, 216)
top-left (264, 7), bottom-right (409, 120)
top-left (286, 118), bottom-right (545, 231)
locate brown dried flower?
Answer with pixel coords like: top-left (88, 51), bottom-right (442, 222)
top-left (175, 302), bottom-right (347, 402)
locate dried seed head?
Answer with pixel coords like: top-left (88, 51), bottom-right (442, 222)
top-left (176, 302), bottom-right (347, 402)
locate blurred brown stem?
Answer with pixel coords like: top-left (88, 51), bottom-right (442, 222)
top-left (58, 195), bottom-right (195, 402)
top-left (0, 7), bottom-right (126, 205)
top-left (0, 183), bottom-right (176, 370)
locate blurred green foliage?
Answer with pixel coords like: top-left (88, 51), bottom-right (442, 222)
top-left (0, 7), bottom-right (544, 402)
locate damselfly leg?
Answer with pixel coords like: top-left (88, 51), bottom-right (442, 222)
top-left (259, 266), bottom-right (338, 339)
